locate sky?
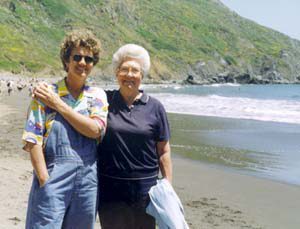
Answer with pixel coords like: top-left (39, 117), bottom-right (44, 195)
top-left (220, 0), bottom-right (300, 40)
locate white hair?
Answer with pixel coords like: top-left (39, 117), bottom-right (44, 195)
top-left (112, 44), bottom-right (151, 76)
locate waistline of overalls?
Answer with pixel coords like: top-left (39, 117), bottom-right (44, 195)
top-left (44, 153), bottom-right (98, 165)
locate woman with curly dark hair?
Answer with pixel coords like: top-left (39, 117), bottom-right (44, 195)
top-left (22, 30), bottom-right (108, 228)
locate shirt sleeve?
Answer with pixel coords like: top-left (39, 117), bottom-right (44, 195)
top-left (89, 88), bottom-right (108, 141)
top-left (22, 98), bottom-right (46, 148)
top-left (155, 102), bottom-right (171, 142)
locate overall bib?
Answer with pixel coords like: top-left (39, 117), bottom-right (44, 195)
top-left (26, 112), bottom-right (98, 229)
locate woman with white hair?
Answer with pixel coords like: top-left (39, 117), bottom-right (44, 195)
top-left (97, 44), bottom-right (173, 229)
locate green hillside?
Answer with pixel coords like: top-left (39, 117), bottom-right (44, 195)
top-left (1, 0), bottom-right (300, 83)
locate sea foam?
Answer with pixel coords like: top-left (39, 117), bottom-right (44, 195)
top-left (152, 93), bottom-right (300, 124)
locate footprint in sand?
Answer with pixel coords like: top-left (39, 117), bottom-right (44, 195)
top-left (186, 197), bottom-right (263, 229)
top-left (8, 217), bottom-right (21, 225)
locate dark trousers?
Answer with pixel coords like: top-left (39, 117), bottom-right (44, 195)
top-left (98, 175), bottom-right (157, 229)
top-left (99, 201), bottom-right (155, 229)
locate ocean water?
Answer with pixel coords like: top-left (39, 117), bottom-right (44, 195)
top-left (144, 84), bottom-right (300, 124)
top-left (142, 84), bottom-right (300, 186)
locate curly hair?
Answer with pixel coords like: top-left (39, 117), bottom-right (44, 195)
top-left (60, 30), bottom-right (101, 72)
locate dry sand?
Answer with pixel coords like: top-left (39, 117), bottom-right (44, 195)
top-left (0, 88), bottom-right (300, 229)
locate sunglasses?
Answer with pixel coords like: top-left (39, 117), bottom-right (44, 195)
top-left (72, 54), bottom-right (94, 64)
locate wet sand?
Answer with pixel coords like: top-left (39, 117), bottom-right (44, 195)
top-left (0, 87), bottom-right (300, 228)
top-left (168, 112), bottom-right (300, 186)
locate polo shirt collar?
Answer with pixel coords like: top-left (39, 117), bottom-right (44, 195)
top-left (139, 91), bottom-right (149, 104)
top-left (116, 90), bottom-right (149, 105)
top-left (56, 78), bottom-right (69, 97)
top-left (56, 77), bottom-right (90, 101)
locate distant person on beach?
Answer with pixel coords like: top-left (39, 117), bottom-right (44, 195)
top-left (28, 83), bottom-right (33, 97)
top-left (0, 79), bottom-right (3, 93)
top-left (22, 30), bottom-right (108, 228)
top-left (97, 44), bottom-right (173, 229)
top-left (7, 81), bottom-right (13, 96)
top-left (17, 84), bottom-right (25, 92)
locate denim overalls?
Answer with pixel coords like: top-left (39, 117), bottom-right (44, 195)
top-left (26, 111), bottom-right (98, 229)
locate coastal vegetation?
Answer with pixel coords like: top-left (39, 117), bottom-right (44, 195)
top-left (1, 0), bottom-right (300, 83)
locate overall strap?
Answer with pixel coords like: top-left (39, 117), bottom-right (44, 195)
top-left (42, 84), bottom-right (58, 149)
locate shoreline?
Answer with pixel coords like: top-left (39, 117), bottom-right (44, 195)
top-left (174, 152), bottom-right (300, 189)
top-left (168, 112), bottom-right (300, 186)
top-left (1, 90), bottom-right (300, 228)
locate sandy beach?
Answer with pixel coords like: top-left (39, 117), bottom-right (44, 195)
top-left (1, 86), bottom-right (300, 229)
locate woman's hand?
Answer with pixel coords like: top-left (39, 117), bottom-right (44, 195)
top-left (32, 82), bottom-right (104, 139)
top-left (26, 142), bottom-right (50, 188)
top-left (38, 172), bottom-right (50, 188)
top-left (33, 82), bottom-right (64, 111)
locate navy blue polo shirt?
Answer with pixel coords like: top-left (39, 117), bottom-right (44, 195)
top-left (98, 90), bottom-right (170, 179)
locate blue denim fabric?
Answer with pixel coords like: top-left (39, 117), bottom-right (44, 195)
top-left (26, 113), bottom-right (98, 229)
top-left (146, 179), bottom-right (189, 229)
